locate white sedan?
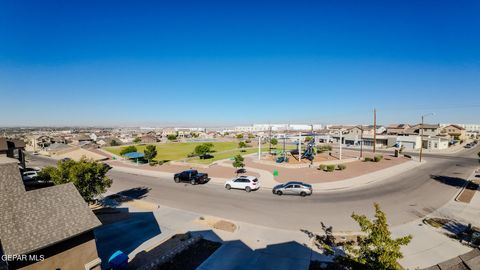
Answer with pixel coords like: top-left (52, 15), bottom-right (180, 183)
top-left (224, 176), bottom-right (260, 192)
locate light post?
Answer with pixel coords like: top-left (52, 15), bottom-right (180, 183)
top-left (419, 113), bottom-right (434, 162)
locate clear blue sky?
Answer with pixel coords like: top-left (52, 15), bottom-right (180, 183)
top-left (1, 0), bottom-right (479, 127)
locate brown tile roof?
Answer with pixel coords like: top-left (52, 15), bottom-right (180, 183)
top-left (0, 157), bottom-right (101, 255)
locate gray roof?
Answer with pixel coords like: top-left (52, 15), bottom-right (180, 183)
top-left (0, 157), bottom-right (101, 255)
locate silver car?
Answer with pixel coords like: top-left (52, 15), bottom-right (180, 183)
top-left (272, 181), bottom-right (312, 197)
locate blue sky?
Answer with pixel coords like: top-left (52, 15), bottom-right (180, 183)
top-left (1, 0), bottom-right (479, 127)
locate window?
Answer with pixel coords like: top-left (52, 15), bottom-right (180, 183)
top-left (293, 185), bottom-right (301, 188)
top-left (285, 185), bottom-right (293, 189)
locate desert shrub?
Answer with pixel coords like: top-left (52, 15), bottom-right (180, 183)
top-left (337, 164), bottom-right (346, 170)
top-left (364, 157), bottom-right (372, 162)
top-left (317, 144), bottom-right (332, 153)
top-left (326, 165), bottom-right (336, 172)
top-left (374, 155), bottom-right (383, 162)
top-left (318, 164), bottom-right (327, 171)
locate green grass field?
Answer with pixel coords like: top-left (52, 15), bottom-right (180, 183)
top-left (105, 142), bottom-right (296, 164)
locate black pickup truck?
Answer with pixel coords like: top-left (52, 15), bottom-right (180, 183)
top-left (174, 170), bottom-right (209, 185)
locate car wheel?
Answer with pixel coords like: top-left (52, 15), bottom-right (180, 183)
top-left (245, 186), bottom-right (251, 193)
top-left (174, 177), bottom-right (180, 183)
top-left (276, 190), bottom-right (283, 196)
top-left (300, 191), bottom-right (307, 197)
top-left (225, 184), bottom-right (231, 190)
top-left (190, 180), bottom-right (196, 185)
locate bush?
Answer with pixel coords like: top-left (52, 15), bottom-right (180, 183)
top-left (337, 164), bottom-right (346, 170)
top-left (326, 165), bottom-right (336, 172)
top-left (120, 145), bottom-right (137, 156)
top-left (364, 157), bottom-right (372, 162)
top-left (149, 160), bottom-right (158, 166)
top-left (317, 144), bottom-right (332, 153)
top-left (374, 155), bottom-right (383, 162)
top-left (318, 164), bottom-right (327, 171)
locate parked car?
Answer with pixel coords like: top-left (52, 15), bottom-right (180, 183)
top-left (464, 144), bottom-right (472, 148)
top-left (224, 176), bottom-right (260, 192)
top-left (272, 181), bottom-right (312, 197)
top-left (22, 171), bottom-right (38, 181)
top-left (174, 170), bottom-right (209, 185)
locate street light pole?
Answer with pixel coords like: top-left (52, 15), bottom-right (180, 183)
top-left (419, 113), bottom-right (434, 162)
top-left (339, 130), bottom-right (343, 160)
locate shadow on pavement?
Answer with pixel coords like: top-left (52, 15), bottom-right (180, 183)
top-left (430, 175), bottom-right (468, 188)
top-left (94, 207), bottom-right (161, 270)
top-left (117, 186), bottom-right (151, 199)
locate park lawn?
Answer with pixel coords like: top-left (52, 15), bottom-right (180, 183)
top-left (105, 141), bottom-right (240, 161)
top-left (188, 145), bottom-right (298, 164)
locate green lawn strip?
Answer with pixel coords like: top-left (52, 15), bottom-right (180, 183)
top-left (104, 141), bottom-right (296, 162)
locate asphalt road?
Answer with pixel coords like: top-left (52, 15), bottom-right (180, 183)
top-left (26, 145), bottom-right (480, 232)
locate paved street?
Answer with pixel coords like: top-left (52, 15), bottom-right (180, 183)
top-left (27, 145), bottom-right (479, 232)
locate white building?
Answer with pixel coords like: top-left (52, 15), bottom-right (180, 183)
top-left (234, 124), bottom-right (322, 132)
top-left (396, 135), bottom-right (422, 150)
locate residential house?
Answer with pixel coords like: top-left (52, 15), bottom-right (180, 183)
top-left (406, 124), bottom-right (441, 137)
top-left (0, 157), bottom-right (102, 270)
top-left (424, 136), bottom-right (449, 150)
top-left (387, 124), bottom-right (411, 135)
top-left (395, 135), bottom-right (422, 150)
top-left (440, 124), bottom-right (466, 141)
top-left (97, 137), bottom-right (122, 147)
top-left (141, 135), bottom-right (157, 144)
top-left (0, 138), bottom-right (26, 168)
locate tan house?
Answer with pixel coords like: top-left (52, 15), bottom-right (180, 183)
top-left (0, 157), bottom-right (102, 270)
top-left (386, 124), bottom-right (411, 135)
top-left (441, 124), bottom-right (466, 141)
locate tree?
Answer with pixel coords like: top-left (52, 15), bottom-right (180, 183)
top-left (144, 145), bottom-right (157, 162)
top-left (339, 203), bottom-right (412, 269)
top-left (194, 143), bottom-right (214, 156)
top-left (236, 134), bottom-right (244, 139)
top-left (304, 203), bottom-right (411, 270)
top-left (270, 138), bottom-right (278, 147)
top-left (110, 139), bottom-right (120, 146)
top-left (133, 137), bottom-right (141, 144)
top-left (232, 154), bottom-right (245, 169)
top-left (120, 145), bottom-right (137, 156)
top-left (39, 158), bottom-right (112, 202)
top-left (167, 134), bottom-right (178, 141)
top-left (238, 141), bottom-right (247, 151)
top-left (305, 136), bottom-right (313, 142)
top-left (248, 133), bottom-right (255, 139)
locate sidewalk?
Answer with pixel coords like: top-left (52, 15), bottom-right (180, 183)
top-left (394, 168), bottom-right (480, 269)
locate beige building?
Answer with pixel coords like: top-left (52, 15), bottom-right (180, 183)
top-left (441, 124), bottom-right (466, 141)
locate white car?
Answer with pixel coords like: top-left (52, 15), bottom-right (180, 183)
top-left (22, 171), bottom-right (38, 181)
top-left (224, 176), bottom-right (260, 192)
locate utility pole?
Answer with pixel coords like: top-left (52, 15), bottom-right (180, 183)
top-left (419, 115), bottom-right (424, 162)
top-left (373, 108), bottom-right (377, 153)
top-left (419, 113), bottom-right (434, 163)
top-left (339, 130), bottom-right (343, 160)
top-left (298, 132), bottom-right (302, 161)
top-left (268, 126), bottom-right (272, 154)
top-left (360, 126), bottom-right (363, 158)
top-left (258, 135), bottom-right (261, 160)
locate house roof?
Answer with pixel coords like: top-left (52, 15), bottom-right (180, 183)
top-left (444, 124), bottom-right (465, 130)
top-left (0, 157), bottom-right (101, 256)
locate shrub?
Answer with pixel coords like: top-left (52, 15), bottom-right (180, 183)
top-left (364, 157), bottom-right (372, 162)
top-left (317, 144), bottom-right (332, 153)
top-left (120, 145), bottom-right (137, 156)
top-left (149, 160), bottom-right (158, 166)
top-left (326, 165), bottom-right (336, 172)
top-left (318, 164), bottom-right (327, 171)
top-left (374, 155), bottom-right (383, 162)
top-left (337, 164), bottom-right (346, 170)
